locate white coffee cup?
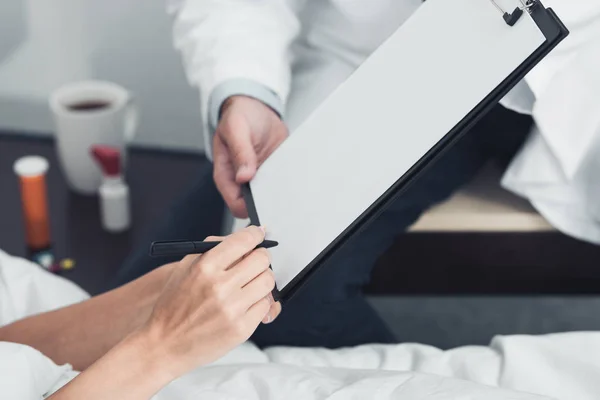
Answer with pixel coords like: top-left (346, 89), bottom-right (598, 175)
top-left (50, 81), bottom-right (138, 195)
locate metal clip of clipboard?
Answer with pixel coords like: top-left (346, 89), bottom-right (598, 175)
top-left (489, 0), bottom-right (540, 26)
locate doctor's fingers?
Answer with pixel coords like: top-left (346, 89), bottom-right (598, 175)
top-left (213, 135), bottom-right (248, 218)
top-left (218, 114), bottom-right (258, 182)
top-left (195, 226), bottom-right (265, 273)
top-left (257, 128), bottom-right (287, 165)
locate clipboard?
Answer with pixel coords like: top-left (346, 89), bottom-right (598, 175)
top-left (243, 0), bottom-right (568, 303)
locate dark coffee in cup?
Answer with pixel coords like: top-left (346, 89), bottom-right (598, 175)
top-left (67, 101), bottom-right (111, 112)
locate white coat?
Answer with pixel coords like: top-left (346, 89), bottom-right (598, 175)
top-left (168, 0), bottom-right (600, 244)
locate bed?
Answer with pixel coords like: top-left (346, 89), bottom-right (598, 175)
top-left (1, 250), bottom-right (598, 400)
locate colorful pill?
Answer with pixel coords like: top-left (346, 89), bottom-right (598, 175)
top-left (60, 258), bottom-right (76, 271)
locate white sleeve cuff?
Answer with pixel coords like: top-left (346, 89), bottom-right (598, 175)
top-left (206, 79), bottom-right (285, 159)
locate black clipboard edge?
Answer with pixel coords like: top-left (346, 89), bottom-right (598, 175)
top-left (242, 183), bottom-right (284, 301)
top-left (254, 5), bottom-right (568, 304)
top-left (242, 183), bottom-right (261, 226)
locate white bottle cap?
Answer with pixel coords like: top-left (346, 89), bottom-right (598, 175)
top-left (14, 156), bottom-right (49, 178)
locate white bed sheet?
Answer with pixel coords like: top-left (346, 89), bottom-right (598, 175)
top-left (1, 250), bottom-right (597, 400)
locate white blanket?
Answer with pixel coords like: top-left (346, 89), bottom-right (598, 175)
top-left (1, 250), bottom-right (598, 400)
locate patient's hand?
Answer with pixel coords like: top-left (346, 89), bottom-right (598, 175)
top-left (142, 225), bottom-right (281, 378)
top-left (49, 226), bottom-right (281, 400)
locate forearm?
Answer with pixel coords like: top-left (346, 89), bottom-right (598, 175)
top-left (48, 330), bottom-right (174, 400)
top-left (0, 263), bottom-right (175, 371)
top-left (170, 0), bottom-right (299, 96)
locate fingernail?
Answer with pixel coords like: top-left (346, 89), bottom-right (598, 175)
top-left (236, 164), bottom-right (251, 179)
top-left (258, 226), bottom-right (266, 235)
top-left (263, 315), bottom-right (273, 324)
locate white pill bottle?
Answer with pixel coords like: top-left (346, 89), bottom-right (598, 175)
top-left (91, 145), bottom-right (131, 232)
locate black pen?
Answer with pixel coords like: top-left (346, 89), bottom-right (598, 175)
top-left (149, 239), bottom-right (279, 258)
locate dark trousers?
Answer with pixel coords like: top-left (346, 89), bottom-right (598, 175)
top-left (112, 104), bottom-right (533, 348)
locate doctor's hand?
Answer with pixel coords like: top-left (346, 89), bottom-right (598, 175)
top-left (213, 95), bottom-right (288, 218)
top-left (141, 226), bottom-right (281, 379)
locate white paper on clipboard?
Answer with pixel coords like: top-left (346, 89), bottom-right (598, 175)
top-left (250, 0), bottom-right (548, 293)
